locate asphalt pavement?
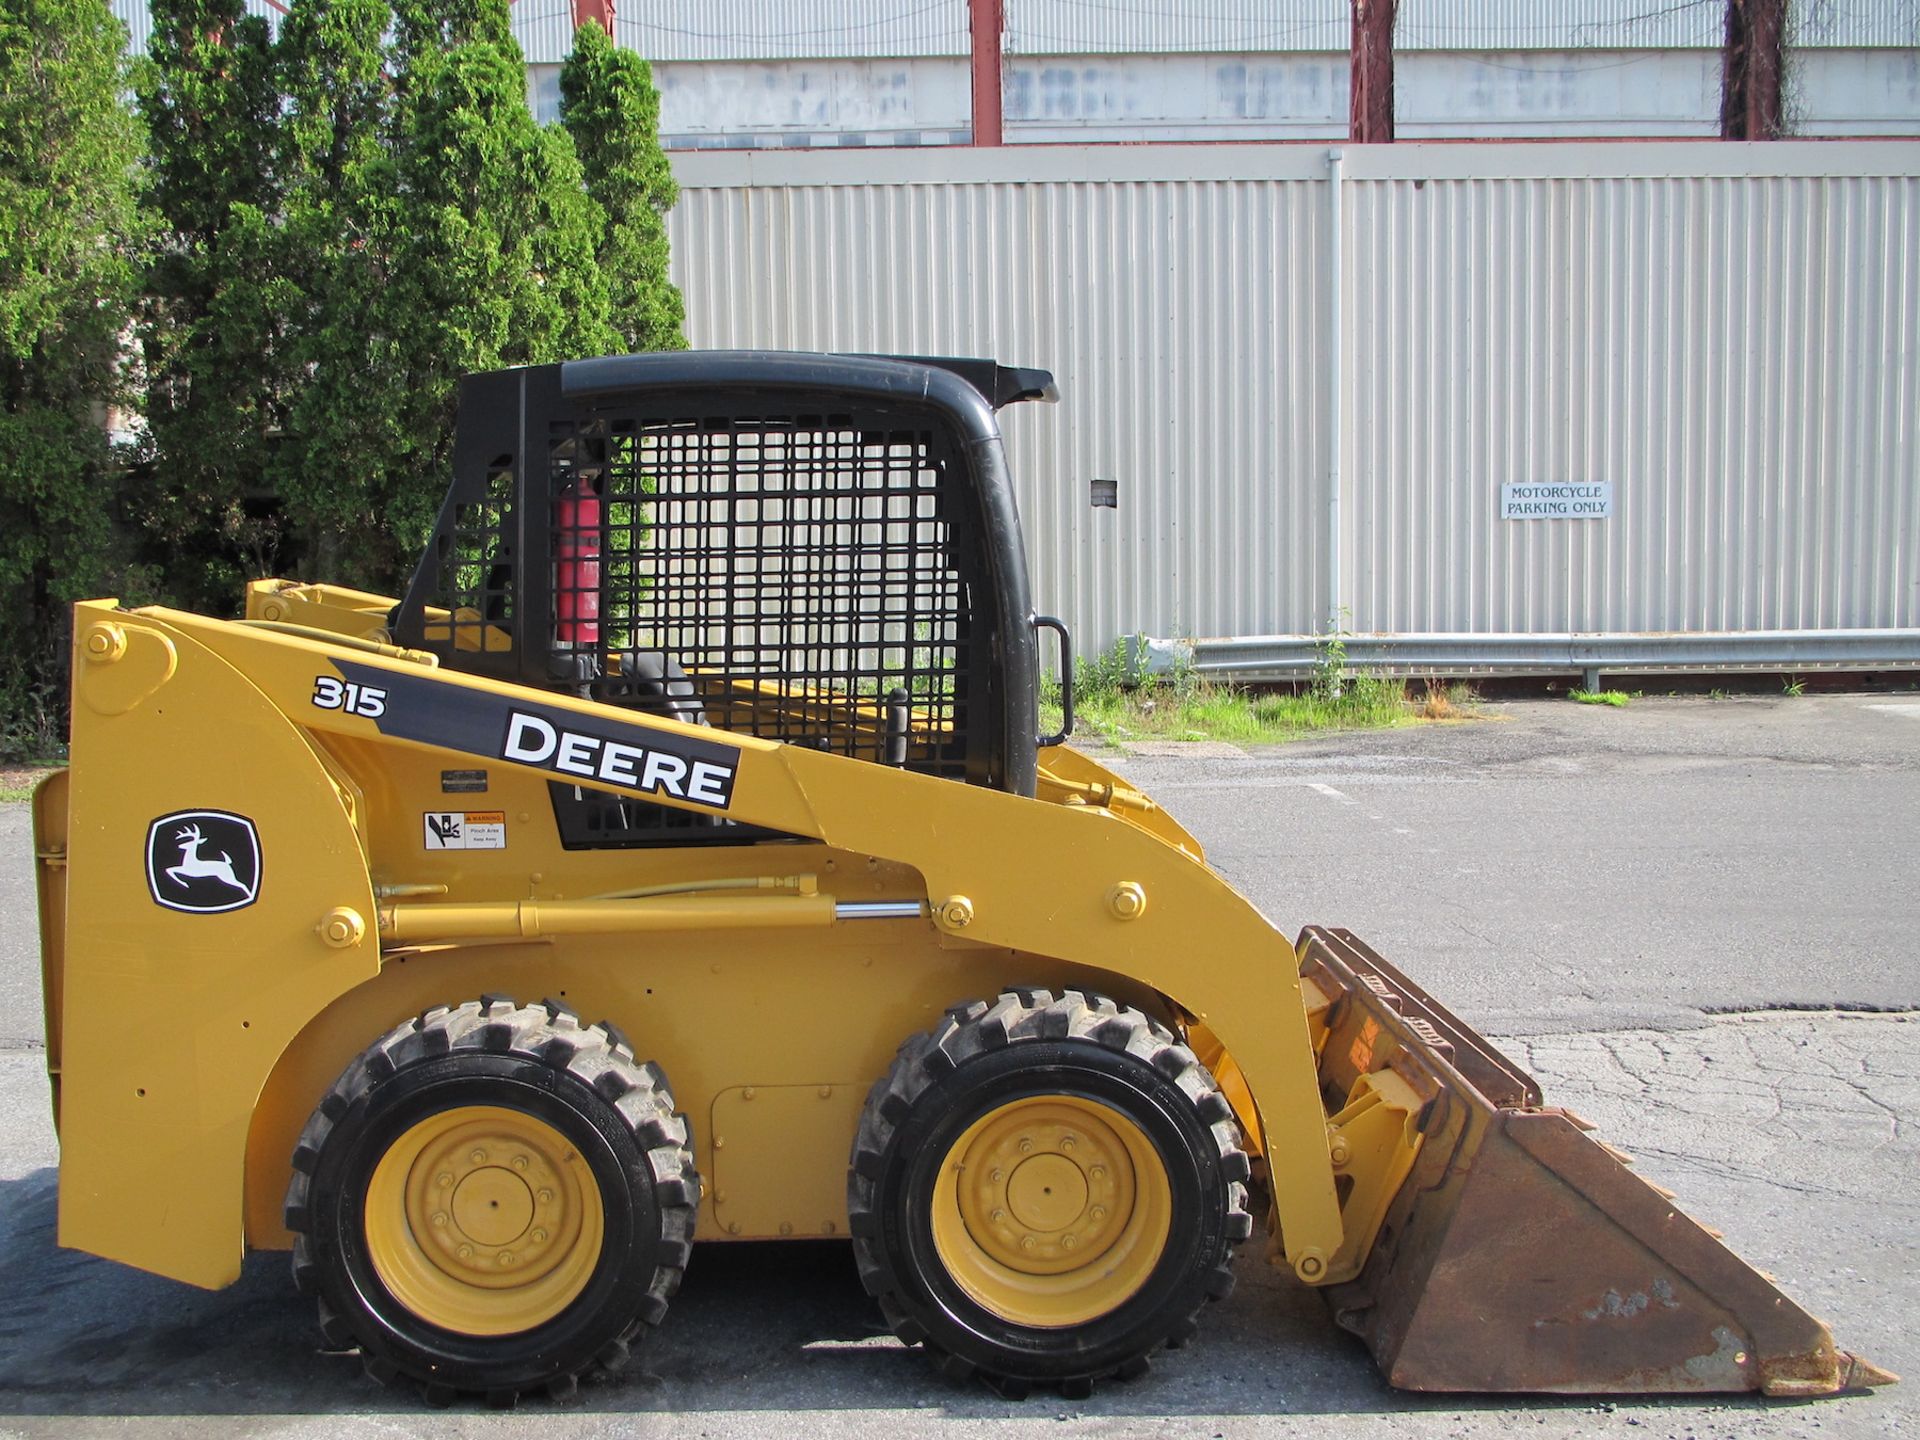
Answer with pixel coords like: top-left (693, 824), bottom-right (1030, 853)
top-left (1, 692), bottom-right (1916, 1439)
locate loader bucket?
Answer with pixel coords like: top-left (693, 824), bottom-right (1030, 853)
top-left (1299, 928), bottom-right (1894, 1397)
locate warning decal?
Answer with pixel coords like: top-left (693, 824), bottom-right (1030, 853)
top-left (423, 811), bottom-right (507, 850)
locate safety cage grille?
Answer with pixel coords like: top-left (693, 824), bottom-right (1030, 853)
top-left (536, 404), bottom-right (976, 844)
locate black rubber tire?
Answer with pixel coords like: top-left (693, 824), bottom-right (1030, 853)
top-left (848, 988), bottom-right (1253, 1396)
top-left (284, 996), bottom-right (699, 1403)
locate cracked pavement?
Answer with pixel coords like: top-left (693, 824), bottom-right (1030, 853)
top-left (0, 692), bottom-right (1916, 1438)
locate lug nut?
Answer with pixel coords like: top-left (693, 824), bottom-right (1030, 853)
top-left (991, 1208), bottom-right (1006, 1223)
top-left (497, 1251), bottom-right (515, 1266)
top-left (431, 1211), bottom-right (448, 1228)
top-left (1090, 1205), bottom-right (1106, 1221)
top-left (457, 1245), bottom-right (473, 1260)
top-left (1062, 1234), bottom-right (1077, 1250)
top-left (1018, 1138), bottom-right (1034, 1154)
top-left (1090, 1166), bottom-right (1106, 1180)
top-left (1060, 1136), bottom-right (1076, 1152)
top-left (1020, 1235), bottom-right (1036, 1251)
top-left (469, 1149), bottom-right (487, 1165)
top-left (436, 1172), bottom-right (453, 1188)
top-left (990, 1168), bottom-right (1003, 1182)
top-left (531, 1228), bottom-right (548, 1243)
top-left (538, 1188), bottom-right (554, 1204)
top-left (512, 1155), bottom-right (529, 1171)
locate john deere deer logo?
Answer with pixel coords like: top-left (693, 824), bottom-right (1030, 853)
top-left (145, 810), bottom-right (261, 913)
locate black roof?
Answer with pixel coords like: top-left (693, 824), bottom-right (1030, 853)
top-left (559, 350), bottom-right (1058, 413)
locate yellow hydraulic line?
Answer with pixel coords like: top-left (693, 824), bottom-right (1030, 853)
top-left (1036, 766), bottom-right (1158, 813)
top-left (586, 874), bottom-right (817, 902)
top-left (380, 892), bottom-right (838, 943)
top-left (231, 619), bottom-right (437, 666)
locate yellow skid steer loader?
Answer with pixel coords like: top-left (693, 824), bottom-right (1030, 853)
top-left (32, 352), bottom-right (1891, 1403)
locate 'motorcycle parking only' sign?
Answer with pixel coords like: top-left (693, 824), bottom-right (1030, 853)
top-left (1501, 482), bottom-right (1613, 520)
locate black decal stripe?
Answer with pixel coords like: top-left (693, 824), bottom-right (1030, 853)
top-left (332, 660), bottom-right (741, 811)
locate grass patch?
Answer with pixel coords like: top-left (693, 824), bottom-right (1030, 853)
top-left (1569, 688), bottom-right (1634, 707)
top-left (1042, 643), bottom-right (1479, 748)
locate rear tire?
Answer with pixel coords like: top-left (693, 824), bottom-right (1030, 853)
top-left (284, 997), bottom-right (699, 1401)
top-left (848, 989), bottom-right (1252, 1394)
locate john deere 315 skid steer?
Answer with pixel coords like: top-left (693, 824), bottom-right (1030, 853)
top-left (33, 352), bottom-right (1892, 1403)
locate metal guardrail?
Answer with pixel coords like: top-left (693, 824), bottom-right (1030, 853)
top-left (1130, 631), bottom-right (1920, 686)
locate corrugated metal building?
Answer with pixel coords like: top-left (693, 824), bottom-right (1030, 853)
top-left (668, 143), bottom-right (1920, 651)
top-left (106, 0), bottom-right (1920, 142)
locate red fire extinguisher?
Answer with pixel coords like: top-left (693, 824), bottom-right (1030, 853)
top-left (555, 481), bottom-right (601, 649)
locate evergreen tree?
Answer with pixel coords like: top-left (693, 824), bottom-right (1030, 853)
top-left (270, 0), bottom-right (400, 579)
top-left (275, 0), bottom-right (616, 585)
top-left (560, 21), bottom-right (685, 353)
top-left (0, 0), bottom-right (147, 751)
top-left (134, 0), bottom-right (286, 607)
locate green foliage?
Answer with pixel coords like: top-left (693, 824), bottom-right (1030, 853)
top-left (134, 0), bottom-right (288, 610)
top-left (1038, 638), bottom-right (1429, 749)
top-left (4, 0), bottom-right (683, 748)
top-left (0, 0), bottom-right (148, 755)
top-left (1570, 688), bottom-right (1633, 707)
top-left (561, 21), bottom-right (685, 352)
top-left (275, 0), bottom-right (617, 584)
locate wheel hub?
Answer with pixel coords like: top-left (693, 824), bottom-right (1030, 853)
top-left (364, 1105), bottom-right (604, 1335)
top-left (932, 1094), bottom-right (1173, 1328)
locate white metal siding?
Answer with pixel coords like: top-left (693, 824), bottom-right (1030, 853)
top-left (510, 0), bottom-right (576, 65)
top-left (669, 144), bottom-right (1920, 649)
top-left (1397, 0), bottom-right (1919, 51)
top-left (669, 150), bottom-right (1332, 645)
top-left (1396, 0), bottom-right (1727, 52)
top-left (601, 1), bottom-right (968, 63)
top-left (1791, 0), bottom-right (1920, 48)
top-left (1005, 1), bottom-right (1346, 56)
top-left (1792, 47), bottom-right (1920, 132)
top-left (1342, 151), bottom-right (1920, 634)
top-left (1003, 54), bottom-right (1349, 141)
top-left (1395, 51), bottom-right (1724, 138)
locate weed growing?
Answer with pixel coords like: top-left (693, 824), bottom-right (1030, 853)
top-left (1569, 688), bottom-right (1634, 707)
top-left (1040, 639), bottom-right (1476, 748)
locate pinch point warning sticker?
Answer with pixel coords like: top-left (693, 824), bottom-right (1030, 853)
top-left (424, 811), bottom-right (507, 850)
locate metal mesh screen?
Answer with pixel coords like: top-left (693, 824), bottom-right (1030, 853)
top-left (546, 410), bottom-right (972, 781)
top-left (423, 456), bottom-right (516, 660)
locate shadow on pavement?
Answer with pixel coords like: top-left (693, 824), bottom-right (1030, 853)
top-left (0, 1166), bottom-right (1834, 1425)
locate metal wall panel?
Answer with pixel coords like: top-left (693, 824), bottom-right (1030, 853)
top-left (668, 149), bottom-right (1332, 649)
top-left (1395, 51), bottom-right (1723, 136)
top-left (668, 144), bottom-right (1920, 651)
top-left (1397, 0), bottom-right (1726, 51)
top-left (604, 1), bottom-right (968, 62)
top-left (1791, 0), bottom-right (1920, 48)
top-left (1341, 149), bottom-right (1920, 635)
top-left (1793, 48), bottom-right (1920, 133)
top-left (509, 0), bottom-right (576, 64)
top-left (1398, 0), bottom-right (1920, 51)
top-left (1005, 0), bottom-right (1346, 56)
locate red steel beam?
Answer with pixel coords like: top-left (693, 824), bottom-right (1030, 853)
top-left (1721, 0), bottom-right (1787, 139)
top-left (1350, 0), bottom-right (1397, 143)
top-left (969, 0), bottom-right (1004, 146)
top-left (572, 0), bottom-right (614, 38)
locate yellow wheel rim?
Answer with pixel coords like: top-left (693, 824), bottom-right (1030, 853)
top-left (930, 1094), bottom-right (1172, 1329)
top-left (363, 1105), bottom-right (605, 1336)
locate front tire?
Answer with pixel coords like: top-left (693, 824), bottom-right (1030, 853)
top-left (284, 997), bottom-right (699, 1403)
top-left (848, 989), bottom-right (1252, 1395)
